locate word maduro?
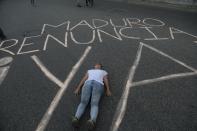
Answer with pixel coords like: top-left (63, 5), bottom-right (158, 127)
top-left (0, 18), bottom-right (197, 55)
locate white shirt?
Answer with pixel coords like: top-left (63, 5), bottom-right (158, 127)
top-left (86, 69), bottom-right (108, 85)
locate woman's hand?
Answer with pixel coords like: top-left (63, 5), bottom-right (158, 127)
top-left (74, 88), bottom-right (80, 96)
top-left (74, 72), bottom-right (88, 96)
top-left (106, 90), bottom-right (112, 97)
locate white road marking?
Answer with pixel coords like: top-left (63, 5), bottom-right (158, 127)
top-left (0, 39), bottom-right (18, 55)
top-left (17, 35), bottom-right (41, 55)
top-left (119, 27), bottom-right (140, 39)
top-left (110, 43), bottom-right (143, 131)
top-left (93, 19), bottom-right (109, 28)
top-left (169, 27), bottom-right (197, 39)
top-left (110, 41), bottom-right (197, 131)
top-left (132, 72), bottom-right (197, 87)
top-left (31, 56), bottom-right (65, 88)
top-left (43, 33), bottom-right (68, 51)
top-left (0, 57), bottom-right (13, 67)
top-left (110, 18), bottom-right (128, 27)
top-left (0, 57), bottom-right (13, 86)
top-left (143, 43), bottom-right (196, 72)
top-left (143, 18), bottom-right (165, 27)
top-left (143, 27), bottom-right (169, 41)
top-left (0, 66), bottom-right (10, 85)
top-left (41, 21), bottom-right (70, 34)
top-left (70, 30), bottom-right (96, 44)
top-left (70, 20), bottom-right (94, 31)
top-left (33, 46), bottom-right (92, 131)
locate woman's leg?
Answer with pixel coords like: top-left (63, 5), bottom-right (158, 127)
top-left (90, 81), bottom-right (104, 122)
top-left (75, 81), bottom-right (92, 119)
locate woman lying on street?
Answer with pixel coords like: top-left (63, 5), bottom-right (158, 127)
top-left (72, 63), bottom-right (112, 130)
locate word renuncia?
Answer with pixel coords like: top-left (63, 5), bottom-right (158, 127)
top-left (0, 18), bottom-right (197, 55)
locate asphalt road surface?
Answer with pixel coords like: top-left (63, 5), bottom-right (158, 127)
top-left (0, 0), bottom-right (197, 131)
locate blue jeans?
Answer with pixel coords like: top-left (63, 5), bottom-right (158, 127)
top-left (75, 80), bottom-right (104, 122)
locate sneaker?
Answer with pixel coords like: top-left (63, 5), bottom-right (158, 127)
top-left (87, 119), bottom-right (95, 131)
top-left (72, 116), bottom-right (79, 128)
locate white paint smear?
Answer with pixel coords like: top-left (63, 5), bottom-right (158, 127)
top-left (110, 43), bottom-right (143, 131)
top-left (33, 46), bottom-right (91, 131)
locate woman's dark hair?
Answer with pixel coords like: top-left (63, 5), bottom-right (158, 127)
top-left (95, 63), bottom-right (103, 69)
